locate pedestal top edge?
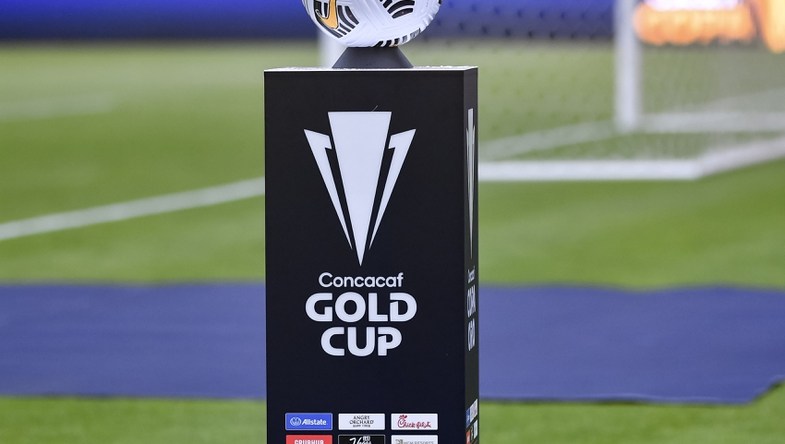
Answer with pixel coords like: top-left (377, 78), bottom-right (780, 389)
top-left (265, 66), bottom-right (478, 73)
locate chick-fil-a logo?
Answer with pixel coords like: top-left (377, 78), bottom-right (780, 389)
top-left (391, 414), bottom-right (438, 431)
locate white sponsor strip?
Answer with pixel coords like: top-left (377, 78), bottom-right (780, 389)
top-left (0, 94), bottom-right (117, 122)
top-left (467, 108), bottom-right (476, 256)
top-left (390, 435), bottom-right (438, 444)
top-left (0, 178), bottom-right (265, 242)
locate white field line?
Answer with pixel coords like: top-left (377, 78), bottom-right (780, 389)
top-left (690, 87), bottom-right (785, 112)
top-left (641, 86), bottom-right (785, 133)
top-left (0, 95), bottom-right (117, 122)
top-left (479, 134), bottom-right (785, 181)
top-left (695, 134), bottom-right (785, 177)
top-left (477, 85), bottom-right (785, 180)
top-left (481, 86), bottom-right (785, 162)
top-left (641, 112), bottom-right (785, 133)
top-left (480, 120), bottom-right (616, 161)
top-left (2, 136), bottom-right (783, 242)
top-left (0, 178), bottom-right (265, 242)
top-left (2, 85), bottom-right (783, 241)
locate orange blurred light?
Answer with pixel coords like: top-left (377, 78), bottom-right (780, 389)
top-left (634, 0), bottom-right (758, 47)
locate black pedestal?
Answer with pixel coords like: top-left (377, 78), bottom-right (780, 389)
top-left (265, 66), bottom-right (479, 444)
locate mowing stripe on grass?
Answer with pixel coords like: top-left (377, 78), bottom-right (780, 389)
top-left (0, 94), bottom-right (117, 122)
top-left (0, 178), bottom-right (265, 242)
top-left (3, 126), bottom-right (784, 241)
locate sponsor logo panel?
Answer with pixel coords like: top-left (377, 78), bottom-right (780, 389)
top-left (391, 414), bottom-right (438, 431)
top-left (339, 414), bottom-right (385, 430)
top-left (390, 435), bottom-right (438, 444)
top-left (338, 435), bottom-right (386, 444)
top-left (286, 435), bottom-right (334, 444)
top-left (466, 419), bottom-right (479, 443)
top-left (286, 413), bottom-right (333, 431)
top-left (465, 399), bottom-right (478, 427)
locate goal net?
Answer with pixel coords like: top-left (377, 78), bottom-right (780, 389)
top-left (607, 0), bottom-right (785, 180)
top-left (320, 0), bottom-right (785, 180)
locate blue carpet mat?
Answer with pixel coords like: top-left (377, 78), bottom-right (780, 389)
top-left (0, 284), bottom-right (783, 404)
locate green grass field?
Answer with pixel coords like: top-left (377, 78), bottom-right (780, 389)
top-left (1, 42), bottom-right (784, 443)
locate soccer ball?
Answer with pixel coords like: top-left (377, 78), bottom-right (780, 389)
top-left (302, 0), bottom-right (441, 47)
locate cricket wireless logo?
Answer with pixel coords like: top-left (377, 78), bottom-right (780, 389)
top-left (304, 112), bottom-right (417, 357)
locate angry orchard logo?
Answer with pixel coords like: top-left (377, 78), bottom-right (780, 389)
top-left (305, 111), bottom-right (415, 265)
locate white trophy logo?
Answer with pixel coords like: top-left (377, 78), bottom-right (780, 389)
top-left (305, 111), bottom-right (415, 265)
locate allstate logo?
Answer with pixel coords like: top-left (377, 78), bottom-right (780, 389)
top-left (286, 413), bottom-right (333, 431)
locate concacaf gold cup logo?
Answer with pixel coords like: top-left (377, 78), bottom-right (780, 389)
top-left (634, 0), bottom-right (785, 53)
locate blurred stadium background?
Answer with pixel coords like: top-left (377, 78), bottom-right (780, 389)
top-left (1, 0), bottom-right (784, 443)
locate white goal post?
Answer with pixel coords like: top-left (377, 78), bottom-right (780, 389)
top-left (615, 0), bottom-right (643, 133)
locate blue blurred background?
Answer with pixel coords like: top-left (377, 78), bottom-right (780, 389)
top-left (0, 0), bottom-right (613, 40)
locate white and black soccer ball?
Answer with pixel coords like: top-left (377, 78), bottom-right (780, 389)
top-left (302, 0), bottom-right (441, 47)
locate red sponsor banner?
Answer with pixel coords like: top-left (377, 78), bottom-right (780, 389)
top-left (287, 435), bottom-right (333, 444)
